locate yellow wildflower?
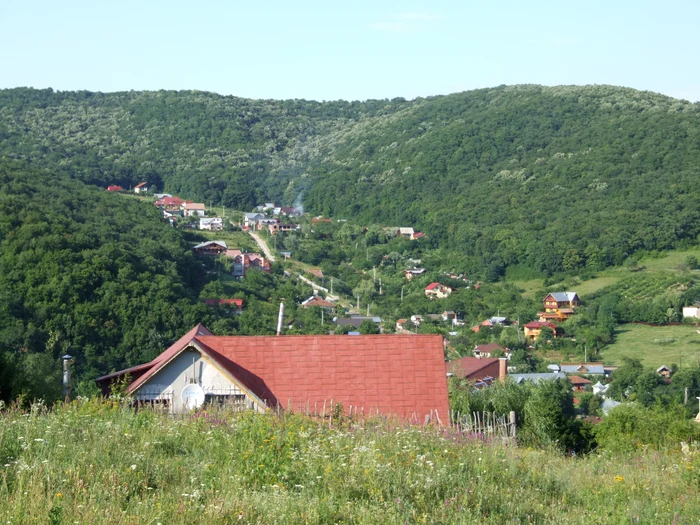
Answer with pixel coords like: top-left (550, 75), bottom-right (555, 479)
top-left (614, 475), bottom-right (624, 483)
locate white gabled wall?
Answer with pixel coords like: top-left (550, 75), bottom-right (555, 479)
top-left (135, 349), bottom-right (262, 413)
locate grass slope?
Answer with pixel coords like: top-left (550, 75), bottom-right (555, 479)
top-left (1, 401), bottom-right (699, 524)
top-left (604, 323), bottom-right (700, 368)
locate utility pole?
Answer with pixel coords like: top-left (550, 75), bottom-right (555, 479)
top-left (379, 278), bottom-right (382, 295)
top-left (330, 278), bottom-right (333, 296)
top-left (684, 387), bottom-right (688, 405)
top-left (373, 267), bottom-right (376, 282)
top-left (321, 308), bottom-right (324, 326)
top-left (357, 295), bottom-right (360, 310)
top-left (401, 286), bottom-right (404, 302)
top-left (366, 304), bottom-right (370, 316)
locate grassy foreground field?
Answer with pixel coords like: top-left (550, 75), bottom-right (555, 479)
top-left (603, 323), bottom-right (700, 368)
top-left (1, 400), bottom-right (699, 524)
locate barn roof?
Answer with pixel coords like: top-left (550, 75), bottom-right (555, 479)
top-left (96, 327), bottom-right (449, 421)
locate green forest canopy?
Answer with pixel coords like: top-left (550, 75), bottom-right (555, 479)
top-left (2, 85), bottom-right (699, 277)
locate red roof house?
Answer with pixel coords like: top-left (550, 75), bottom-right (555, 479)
top-left (107, 185), bottom-right (123, 192)
top-left (425, 282), bottom-right (452, 299)
top-left (95, 326), bottom-right (450, 421)
top-left (448, 357), bottom-right (507, 386)
top-left (204, 298), bottom-right (244, 311)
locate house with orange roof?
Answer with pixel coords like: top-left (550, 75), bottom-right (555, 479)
top-left (133, 182), bottom-right (149, 194)
top-left (95, 325), bottom-right (450, 420)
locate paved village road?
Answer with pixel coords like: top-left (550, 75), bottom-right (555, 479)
top-left (246, 229), bottom-right (276, 262)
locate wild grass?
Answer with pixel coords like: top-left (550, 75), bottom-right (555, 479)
top-left (1, 399), bottom-right (699, 524)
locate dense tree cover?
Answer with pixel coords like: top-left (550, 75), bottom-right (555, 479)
top-left (0, 161), bottom-right (315, 402)
top-left (2, 85), bottom-right (700, 277)
top-left (0, 161), bottom-right (219, 400)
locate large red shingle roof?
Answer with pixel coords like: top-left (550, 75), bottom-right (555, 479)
top-left (98, 328), bottom-right (449, 421)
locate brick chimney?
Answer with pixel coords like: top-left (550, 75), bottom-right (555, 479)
top-left (498, 357), bottom-right (508, 383)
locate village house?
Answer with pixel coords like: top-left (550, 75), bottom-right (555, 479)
top-left (244, 212), bottom-right (266, 229)
top-left (334, 316), bottom-right (383, 331)
top-left (425, 282), bottom-right (452, 299)
top-left (225, 249), bottom-right (271, 277)
top-left (448, 357), bottom-right (507, 388)
top-left (556, 363), bottom-right (605, 375)
top-left (523, 321), bottom-right (558, 341)
top-left (133, 182), bottom-right (149, 194)
top-left (199, 217), bottom-right (223, 231)
top-left (592, 381), bottom-right (610, 397)
top-left (301, 296), bottom-right (336, 315)
top-left (106, 185), bottom-right (123, 192)
top-left (569, 375), bottom-right (592, 392)
top-left (193, 240), bottom-right (228, 256)
top-left (403, 268), bottom-right (426, 281)
top-left (473, 343), bottom-right (506, 358)
top-left (155, 196), bottom-right (187, 211)
top-left (538, 292), bottom-right (579, 322)
top-left (510, 372), bottom-right (566, 384)
top-left (682, 303), bottom-right (700, 319)
top-left (95, 325), bottom-right (450, 419)
top-left (183, 203), bottom-right (206, 217)
top-left (657, 365), bottom-right (672, 379)
top-left (395, 319), bottom-right (410, 332)
top-left (410, 314), bottom-right (424, 327)
top-left (308, 268), bottom-right (324, 279)
top-left (204, 298), bottom-right (244, 314)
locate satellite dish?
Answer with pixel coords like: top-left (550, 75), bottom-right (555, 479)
top-left (181, 384), bottom-right (205, 409)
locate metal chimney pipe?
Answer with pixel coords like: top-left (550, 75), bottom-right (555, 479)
top-left (62, 354), bottom-right (73, 399)
top-left (276, 303), bottom-right (285, 336)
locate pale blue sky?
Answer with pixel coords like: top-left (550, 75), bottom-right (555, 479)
top-left (1, 0), bottom-right (699, 101)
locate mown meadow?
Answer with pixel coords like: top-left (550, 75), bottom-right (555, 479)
top-left (1, 399), bottom-right (698, 524)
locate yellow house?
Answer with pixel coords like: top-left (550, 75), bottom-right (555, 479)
top-left (425, 282), bottom-right (452, 299)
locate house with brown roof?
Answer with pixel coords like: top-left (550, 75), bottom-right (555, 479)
top-left (523, 321), bottom-right (558, 341)
top-left (183, 203), bottom-right (206, 217)
top-left (569, 375), bottom-right (592, 392)
top-left (425, 282), bottom-right (452, 299)
top-left (95, 325), bottom-right (450, 420)
top-left (448, 357), bottom-right (507, 387)
top-left (473, 343), bottom-right (506, 358)
top-left (133, 182), bottom-right (149, 194)
top-left (193, 240), bottom-right (228, 256)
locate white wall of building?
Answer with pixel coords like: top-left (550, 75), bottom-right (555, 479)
top-left (134, 349), bottom-right (262, 413)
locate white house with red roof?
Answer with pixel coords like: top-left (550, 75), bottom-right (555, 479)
top-left (95, 325), bottom-right (450, 420)
top-left (425, 282), bottom-right (452, 299)
top-left (133, 182), bottom-right (149, 194)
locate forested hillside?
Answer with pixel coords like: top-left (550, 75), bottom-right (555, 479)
top-left (2, 85), bottom-right (700, 277)
top-left (0, 160), bottom-right (216, 400)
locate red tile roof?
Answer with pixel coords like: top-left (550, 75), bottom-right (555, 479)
top-left (524, 321), bottom-right (557, 330)
top-left (205, 298), bottom-right (243, 307)
top-left (107, 185), bottom-right (123, 191)
top-left (448, 357), bottom-right (500, 381)
top-left (569, 375), bottom-right (592, 386)
top-left (425, 282), bottom-right (441, 291)
top-left (98, 328), bottom-right (449, 421)
top-left (134, 182), bottom-right (148, 189)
